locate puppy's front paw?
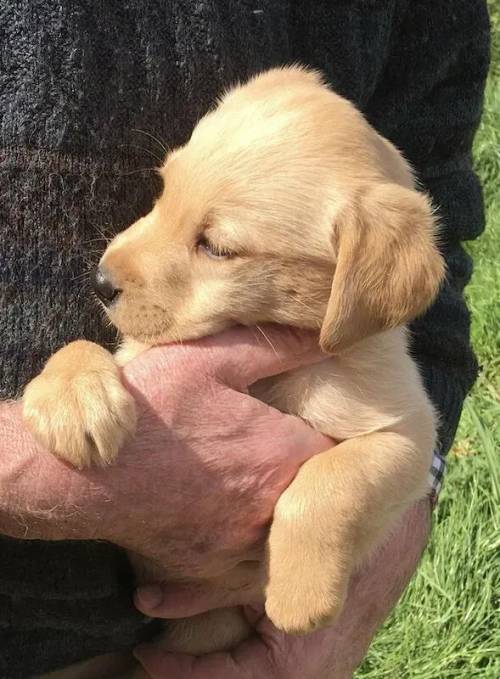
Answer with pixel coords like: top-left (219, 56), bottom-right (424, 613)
top-left (264, 502), bottom-right (351, 634)
top-left (23, 340), bottom-right (136, 468)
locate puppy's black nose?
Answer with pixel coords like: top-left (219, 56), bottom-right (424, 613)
top-left (92, 267), bottom-right (121, 304)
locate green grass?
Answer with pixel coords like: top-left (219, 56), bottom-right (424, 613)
top-left (356, 4), bottom-right (500, 677)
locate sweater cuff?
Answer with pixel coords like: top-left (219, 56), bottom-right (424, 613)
top-left (0, 537), bottom-right (157, 675)
top-left (418, 359), bottom-right (478, 455)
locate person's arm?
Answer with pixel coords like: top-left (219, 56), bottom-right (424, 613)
top-left (0, 327), bottom-right (329, 677)
top-left (1, 327), bottom-right (327, 545)
top-left (135, 500), bottom-right (430, 679)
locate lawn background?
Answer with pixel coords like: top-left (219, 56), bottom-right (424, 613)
top-left (357, 2), bottom-right (500, 677)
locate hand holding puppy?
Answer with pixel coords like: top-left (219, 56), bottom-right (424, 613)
top-left (134, 500), bottom-right (430, 679)
top-left (2, 326), bottom-right (329, 574)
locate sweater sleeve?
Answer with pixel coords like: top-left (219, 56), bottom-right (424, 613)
top-left (0, 536), bottom-right (156, 677)
top-left (364, 0), bottom-right (491, 453)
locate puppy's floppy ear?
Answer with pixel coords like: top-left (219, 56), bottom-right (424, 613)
top-left (320, 183), bottom-right (445, 353)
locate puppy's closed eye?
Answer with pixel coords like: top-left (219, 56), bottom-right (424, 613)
top-left (196, 234), bottom-right (236, 260)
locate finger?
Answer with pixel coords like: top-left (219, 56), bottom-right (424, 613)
top-left (121, 324), bottom-right (324, 395)
top-left (134, 582), bottom-right (240, 619)
top-left (134, 646), bottom-right (244, 679)
top-left (242, 604), bottom-right (266, 627)
top-left (202, 324), bottom-right (325, 389)
top-left (134, 647), bottom-right (199, 679)
top-left (135, 570), bottom-right (263, 618)
top-left (134, 638), bottom-right (276, 679)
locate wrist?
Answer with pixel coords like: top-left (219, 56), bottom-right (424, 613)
top-left (0, 400), bottom-right (99, 541)
top-left (328, 499), bottom-right (431, 678)
top-left (0, 400), bottom-right (37, 537)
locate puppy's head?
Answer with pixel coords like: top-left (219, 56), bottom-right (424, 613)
top-left (97, 66), bottom-right (444, 351)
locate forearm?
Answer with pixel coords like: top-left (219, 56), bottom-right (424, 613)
top-left (0, 400), bottom-right (97, 540)
top-left (325, 498), bottom-right (431, 678)
top-left (133, 499), bottom-right (432, 678)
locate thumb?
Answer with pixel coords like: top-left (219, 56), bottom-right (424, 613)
top-left (134, 582), bottom-right (233, 619)
top-left (202, 324), bottom-right (325, 389)
top-left (135, 571), bottom-right (263, 619)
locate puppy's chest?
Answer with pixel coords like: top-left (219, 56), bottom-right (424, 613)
top-left (248, 336), bottom-right (414, 443)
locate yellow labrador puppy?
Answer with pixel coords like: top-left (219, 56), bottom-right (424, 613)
top-left (24, 66), bottom-right (444, 659)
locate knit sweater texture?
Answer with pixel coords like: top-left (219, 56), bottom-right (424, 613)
top-left (0, 1), bottom-right (490, 675)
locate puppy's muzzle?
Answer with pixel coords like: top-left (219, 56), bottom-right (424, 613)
top-left (92, 267), bottom-right (121, 305)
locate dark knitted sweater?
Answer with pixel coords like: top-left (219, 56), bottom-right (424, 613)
top-left (0, 1), bottom-right (490, 675)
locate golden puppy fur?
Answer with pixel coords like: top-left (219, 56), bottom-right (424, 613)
top-left (25, 66), bottom-right (444, 672)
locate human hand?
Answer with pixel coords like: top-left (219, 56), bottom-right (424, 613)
top-left (134, 499), bottom-right (431, 679)
top-left (0, 325), bottom-right (329, 580)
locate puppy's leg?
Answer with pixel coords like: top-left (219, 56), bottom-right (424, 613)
top-left (265, 428), bottom-right (431, 634)
top-left (23, 340), bottom-right (136, 468)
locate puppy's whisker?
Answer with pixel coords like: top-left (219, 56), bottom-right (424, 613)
top-left (99, 223), bottom-right (116, 238)
top-left (71, 270), bottom-right (92, 282)
top-left (290, 295), bottom-right (321, 317)
top-left (93, 297), bottom-right (114, 331)
top-left (92, 224), bottom-right (113, 244)
top-left (81, 256), bottom-right (102, 265)
top-left (81, 259), bottom-right (99, 272)
top-left (119, 143), bottom-right (164, 165)
top-left (131, 128), bottom-right (170, 156)
top-left (172, 327), bottom-right (185, 346)
top-left (255, 325), bottom-right (280, 361)
top-left (86, 221), bottom-right (115, 239)
top-left (119, 167), bottom-right (160, 177)
top-left (73, 282), bottom-right (92, 308)
top-left (80, 252), bottom-right (103, 263)
top-left (83, 248), bottom-right (102, 257)
top-left (82, 237), bottom-right (109, 247)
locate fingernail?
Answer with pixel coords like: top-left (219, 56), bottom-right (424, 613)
top-left (136, 584), bottom-right (163, 610)
top-left (243, 603), bottom-right (265, 625)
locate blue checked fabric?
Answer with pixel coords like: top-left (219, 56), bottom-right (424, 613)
top-left (428, 448), bottom-right (447, 505)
